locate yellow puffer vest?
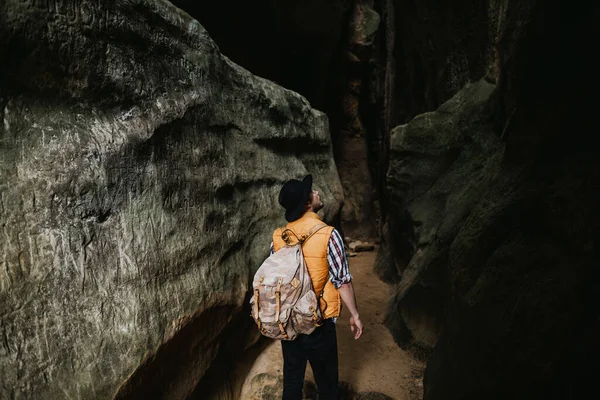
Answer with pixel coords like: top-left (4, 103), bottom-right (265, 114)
top-left (272, 212), bottom-right (342, 320)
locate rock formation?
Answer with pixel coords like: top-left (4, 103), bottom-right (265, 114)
top-left (0, 1), bottom-right (342, 399)
top-left (173, 0), bottom-right (383, 239)
top-left (376, 0), bottom-right (599, 398)
top-left (2, 0), bottom-right (599, 399)
top-left (380, 79), bottom-right (503, 352)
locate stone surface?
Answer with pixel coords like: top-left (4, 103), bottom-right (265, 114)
top-left (355, 243), bottom-right (375, 252)
top-left (349, 241), bottom-right (375, 252)
top-left (421, 3), bottom-right (600, 391)
top-left (335, 2), bottom-right (381, 239)
top-left (377, 0), bottom-right (599, 398)
top-left (380, 79), bottom-right (503, 352)
top-left (423, 153), bottom-right (600, 399)
top-left (371, 0), bottom-right (518, 235)
top-left (379, 0), bottom-right (509, 128)
top-left (375, 0), bottom-right (538, 348)
top-left (348, 241), bottom-right (361, 251)
top-left (172, 0), bottom-right (382, 239)
top-left (0, 1), bottom-right (342, 399)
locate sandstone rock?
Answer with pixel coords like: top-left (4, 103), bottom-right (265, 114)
top-left (357, 243), bottom-right (375, 252)
top-left (348, 241), bottom-right (362, 252)
top-left (336, 2), bottom-right (381, 239)
top-left (349, 241), bottom-right (375, 252)
top-left (0, 1), bottom-right (342, 399)
top-left (424, 151), bottom-right (600, 399)
top-left (171, 1), bottom-right (382, 240)
top-left (349, 4), bottom-right (381, 48)
top-left (378, 1), bottom-right (599, 398)
top-left (380, 0), bottom-right (512, 127)
top-left (379, 79), bottom-right (502, 352)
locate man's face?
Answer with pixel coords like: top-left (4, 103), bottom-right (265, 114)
top-left (308, 189), bottom-right (324, 212)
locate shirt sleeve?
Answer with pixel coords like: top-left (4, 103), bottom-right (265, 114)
top-left (327, 229), bottom-right (352, 289)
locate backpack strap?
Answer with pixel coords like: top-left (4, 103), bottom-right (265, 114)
top-left (303, 224), bottom-right (328, 244)
top-left (281, 223), bottom-right (328, 246)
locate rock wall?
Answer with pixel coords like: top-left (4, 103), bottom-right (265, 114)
top-left (374, 0), bottom-right (513, 347)
top-left (0, 1), bottom-right (342, 399)
top-left (173, 0), bottom-right (383, 239)
top-left (380, 79), bottom-right (504, 351)
top-left (336, 1), bottom-right (381, 239)
top-left (377, 0), bottom-right (599, 398)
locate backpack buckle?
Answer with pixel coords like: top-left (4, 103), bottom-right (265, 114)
top-left (310, 306), bottom-right (322, 327)
top-left (278, 321), bottom-right (288, 339)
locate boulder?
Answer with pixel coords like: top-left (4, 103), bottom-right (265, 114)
top-left (349, 241), bottom-right (375, 252)
top-left (0, 1), bottom-right (342, 399)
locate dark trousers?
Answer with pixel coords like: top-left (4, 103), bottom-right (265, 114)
top-left (281, 319), bottom-right (339, 400)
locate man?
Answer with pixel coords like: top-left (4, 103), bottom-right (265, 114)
top-left (270, 174), bottom-right (363, 400)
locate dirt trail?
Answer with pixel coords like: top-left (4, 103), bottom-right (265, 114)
top-left (240, 246), bottom-right (425, 399)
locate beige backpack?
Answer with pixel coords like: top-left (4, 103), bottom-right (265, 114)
top-left (250, 224), bottom-right (327, 340)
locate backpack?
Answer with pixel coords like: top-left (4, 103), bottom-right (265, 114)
top-left (250, 224), bottom-right (327, 340)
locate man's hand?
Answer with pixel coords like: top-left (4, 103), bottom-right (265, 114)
top-left (349, 315), bottom-right (363, 339)
top-left (338, 282), bottom-right (362, 339)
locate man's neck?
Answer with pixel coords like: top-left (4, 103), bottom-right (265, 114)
top-left (301, 210), bottom-right (321, 220)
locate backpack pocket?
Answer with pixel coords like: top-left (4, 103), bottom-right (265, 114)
top-left (292, 290), bottom-right (321, 335)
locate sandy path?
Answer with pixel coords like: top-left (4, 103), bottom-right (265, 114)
top-left (240, 246), bottom-right (424, 399)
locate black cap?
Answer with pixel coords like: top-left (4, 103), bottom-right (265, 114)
top-left (278, 175), bottom-right (313, 222)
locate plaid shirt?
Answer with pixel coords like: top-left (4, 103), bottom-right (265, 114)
top-left (270, 228), bottom-right (352, 288)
